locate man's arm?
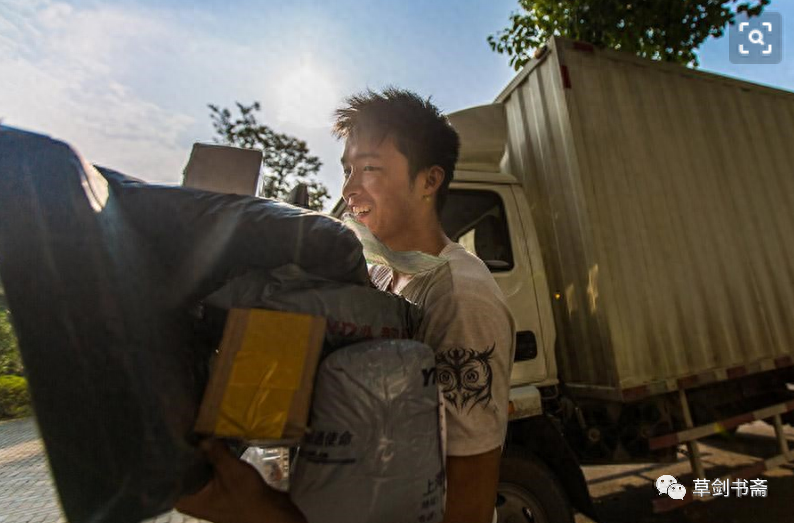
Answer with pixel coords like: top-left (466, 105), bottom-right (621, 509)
top-left (416, 280), bottom-right (514, 523)
top-left (176, 440), bottom-right (306, 523)
top-left (444, 448), bottom-right (501, 523)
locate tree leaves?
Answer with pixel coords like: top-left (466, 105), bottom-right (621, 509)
top-left (0, 280), bottom-right (23, 377)
top-left (488, 0), bottom-right (770, 71)
top-left (208, 102), bottom-right (329, 211)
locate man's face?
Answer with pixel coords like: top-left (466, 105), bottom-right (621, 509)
top-left (341, 134), bottom-right (424, 246)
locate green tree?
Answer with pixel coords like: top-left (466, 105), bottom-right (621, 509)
top-left (488, 0), bottom-right (770, 71)
top-left (209, 102), bottom-right (330, 211)
top-left (0, 295), bottom-right (29, 419)
top-left (0, 281), bottom-right (23, 376)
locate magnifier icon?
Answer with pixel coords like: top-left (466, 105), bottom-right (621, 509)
top-left (748, 29), bottom-right (765, 45)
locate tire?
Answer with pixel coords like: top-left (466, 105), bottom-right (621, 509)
top-left (496, 446), bottom-right (575, 523)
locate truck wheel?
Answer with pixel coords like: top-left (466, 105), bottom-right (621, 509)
top-left (496, 446), bottom-right (575, 523)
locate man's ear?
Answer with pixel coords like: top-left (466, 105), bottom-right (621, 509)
top-left (423, 166), bottom-right (446, 196)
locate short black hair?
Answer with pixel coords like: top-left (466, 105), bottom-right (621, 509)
top-left (333, 87), bottom-right (460, 213)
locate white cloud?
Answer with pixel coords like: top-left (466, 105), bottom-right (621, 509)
top-left (0, 0), bottom-right (354, 191)
top-left (0, 0), bottom-right (195, 183)
top-left (0, 0), bottom-right (517, 208)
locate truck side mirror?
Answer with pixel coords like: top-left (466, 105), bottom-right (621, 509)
top-left (287, 183), bottom-right (310, 209)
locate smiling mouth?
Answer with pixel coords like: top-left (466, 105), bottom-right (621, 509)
top-left (350, 205), bottom-right (371, 218)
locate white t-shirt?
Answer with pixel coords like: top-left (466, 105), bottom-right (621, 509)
top-left (369, 241), bottom-right (516, 456)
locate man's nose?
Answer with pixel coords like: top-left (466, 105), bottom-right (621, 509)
top-left (342, 169), bottom-right (360, 201)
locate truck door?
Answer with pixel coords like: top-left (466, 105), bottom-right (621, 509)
top-left (441, 182), bottom-right (555, 387)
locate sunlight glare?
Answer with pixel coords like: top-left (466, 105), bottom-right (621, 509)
top-left (275, 58), bottom-right (340, 129)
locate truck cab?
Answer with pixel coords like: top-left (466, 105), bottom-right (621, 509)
top-left (442, 171), bottom-right (556, 391)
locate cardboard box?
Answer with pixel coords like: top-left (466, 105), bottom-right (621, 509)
top-left (196, 308), bottom-right (326, 444)
top-left (181, 143), bottom-right (263, 196)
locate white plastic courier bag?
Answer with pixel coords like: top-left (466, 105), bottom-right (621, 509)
top-left (290, 339), bottom-right (445, 523)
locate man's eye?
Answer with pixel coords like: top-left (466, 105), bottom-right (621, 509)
top-left (343, 167), bottom-right (352, 178)
top-left (363, 165), bottom-right (380, 172)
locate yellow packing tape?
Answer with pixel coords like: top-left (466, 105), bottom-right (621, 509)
top-left (197, 308), bottom-right (326, 441)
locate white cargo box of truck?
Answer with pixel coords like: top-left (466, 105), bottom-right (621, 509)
top-left (476, 36), bottom-right (794, 402)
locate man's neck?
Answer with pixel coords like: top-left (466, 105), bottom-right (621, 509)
top-left (383, 221), bottom-right (450, 257)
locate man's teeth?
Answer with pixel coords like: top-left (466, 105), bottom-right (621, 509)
top-left (351, 205), bottom-right (371, 215)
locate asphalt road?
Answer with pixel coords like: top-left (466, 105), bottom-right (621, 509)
top-left (577, 420), bottom-right (794, 523)
top-left (1, 417), bottom-right (792, 523)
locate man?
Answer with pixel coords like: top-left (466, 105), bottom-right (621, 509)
top-left (177, 88), bottom-right (516, 523)
top-left (337, 88), bottom-right (516, 523)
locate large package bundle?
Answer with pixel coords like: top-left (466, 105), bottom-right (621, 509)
top-left (291, 339), bottom-right (445, 523)
top-left (0, 126), bottom-right (373, 523)
top-left (203, 265), bottom-right (423, 349)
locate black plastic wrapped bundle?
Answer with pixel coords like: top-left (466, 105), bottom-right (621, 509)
top-left (0, 126), bottom-right (368, 523)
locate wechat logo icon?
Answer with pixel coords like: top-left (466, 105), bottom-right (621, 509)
top-left (656, 475), bottom-right (686, 500)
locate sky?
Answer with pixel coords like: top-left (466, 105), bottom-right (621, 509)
top-left (2, 0), bottom-right (793, 210)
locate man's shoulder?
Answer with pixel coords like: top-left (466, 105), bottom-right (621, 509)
top-left (427, 243), bottom-right (505, 304)
top-left (443, 242), bottom-right (490, 275)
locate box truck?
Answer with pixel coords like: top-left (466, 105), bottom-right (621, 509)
top-left (334, 36), bottom-right (794, 522)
